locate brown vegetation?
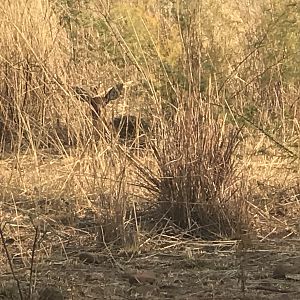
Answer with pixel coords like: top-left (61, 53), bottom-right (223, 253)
top-left (0, 0), bottom-right (299, 299)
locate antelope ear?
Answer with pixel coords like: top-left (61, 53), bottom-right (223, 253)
top-left (73, 86), bottom-right (93, 102)
top-left (104, 83), bottom-right (124, 104)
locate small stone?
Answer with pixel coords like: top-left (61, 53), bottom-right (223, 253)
top-left (38, 286), bottom-right (64, 300)
top-left (78, 252), bottom-right (104, 264)
top-left (125, 269), bottom-right (157, 285)
top-left (273, 264), bottom-right (288, 279)
top-left (78, 252), bottom-right (97, 264)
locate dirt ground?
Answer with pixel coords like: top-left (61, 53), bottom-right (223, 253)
top-left (1, 220), bottom-right (299, 300)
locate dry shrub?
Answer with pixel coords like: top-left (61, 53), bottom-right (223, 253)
top-left (138, 98), bottom-right (249, 238)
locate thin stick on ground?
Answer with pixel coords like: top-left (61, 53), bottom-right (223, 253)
top-left (0, 224), bottom-right (24, 300)
top-left (28, 224), bottom-right (39, 299)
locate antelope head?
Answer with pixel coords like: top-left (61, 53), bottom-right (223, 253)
top-left (73, 83), bottom-right (124, 119)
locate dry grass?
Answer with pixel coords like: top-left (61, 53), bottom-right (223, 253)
top-left (0, 0), bottom-right (299, 298)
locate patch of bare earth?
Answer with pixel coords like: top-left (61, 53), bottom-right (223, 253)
top-left (0, 213), bottom-right (299, 300)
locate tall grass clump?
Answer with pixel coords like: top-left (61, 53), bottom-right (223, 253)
top-left (136, 94), bottom-right (248, 238)
top-left (158, 107), bottom-right (245, 237)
